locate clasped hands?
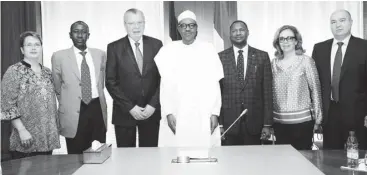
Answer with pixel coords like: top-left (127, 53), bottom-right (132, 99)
top-left (129, 105), bottom-right (155, 120)
top-left (167, 114), bottom-right (219, 135)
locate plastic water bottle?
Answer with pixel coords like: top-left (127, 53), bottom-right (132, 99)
top-left (346, 131), bottom-right (359, 168)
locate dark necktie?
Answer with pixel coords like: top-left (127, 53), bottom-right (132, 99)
top-left (135, 42), bottom-right (143, 74)
top-left (237, 50), bottom-right (245, 86)
top-left (331, 42), bottom-right (343, 102)
top-left (80, 51), bottom-right (92, 104)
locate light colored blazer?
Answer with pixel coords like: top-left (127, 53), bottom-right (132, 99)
top-left (51, 47), bottom-right (107, 138)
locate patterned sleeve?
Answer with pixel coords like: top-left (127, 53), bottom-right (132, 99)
top-left (1, 65), bottom-right (21, 120)
top-left (304, 56), bottom-right (323, 125)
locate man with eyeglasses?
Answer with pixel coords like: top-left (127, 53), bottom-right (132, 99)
top-left (155, 10), bottom-right (224, 147)
top-left (52, 21), bottom-right (108, 154)
top-left (106, 8), bottom-right (163, 147)
top-left (312, 9), bottom-right (367, 150)
top-left (218, 20), bottom-right (273, 145)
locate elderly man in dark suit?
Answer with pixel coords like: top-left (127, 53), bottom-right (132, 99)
top-left (106, 8), bottom-right (163, 147)
top-left (312, 9), bottom-right (367, 150)
top-left (218, 20), bottom-right (273, 145)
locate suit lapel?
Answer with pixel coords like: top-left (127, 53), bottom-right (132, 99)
top-left (340, 36), bottom-right (355, 81)
top-left (68, 47), bottom-right (81, 80)
top-left (123, 36), bottom-right (141, 76)
top-left (227, 48), bottom-right (237, 75)
top-left (243, 46), bottom-right (255, 89)
top-left (325, 40), bottom-right (332, 82)
top-left (142, 36), bottom-right (152, 76)
top-left (225, 48), bottom-right (242, 89)
top-left (89, 48), bottom-right (101, 84)
top-left (321, 39), bottom-right (333, 99)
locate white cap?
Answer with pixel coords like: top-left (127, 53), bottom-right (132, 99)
top-left (177, 10), bottom-right (196, 23)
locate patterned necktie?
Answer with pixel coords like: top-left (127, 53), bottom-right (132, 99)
top-left (80, 51), bottom-right (92, 104)
top-left (331, 42), bottom-right (343, 102)
top-left (237, 50), bottom-right (245, 86)
top-left (135, 42), bottom-right (143, 74)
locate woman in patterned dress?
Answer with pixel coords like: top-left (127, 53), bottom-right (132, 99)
top-left (1, 31), bottom-right (60, 159)
top-left (271, 25), bottom-right (323, 150)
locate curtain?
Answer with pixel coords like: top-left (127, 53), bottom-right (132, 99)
top-left (41, 1), bottom-right (164, 154)
top-left (237, 1), bottom-right (363, 59)
top-left (213, 1), bottom-right (237, 52)
top-left (364, 1), bottom-right (367, 39)
top-left (1, 1), bottom-right (42, 161)
top-left (1, 1), bottom-right (42, 78)
top-left (170, 1), bottom-right (215, 43)
top-left (167, 1), bottom-right (181, 41)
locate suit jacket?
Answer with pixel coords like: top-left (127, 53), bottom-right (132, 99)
top-left (51, 47), bottom-right (108, 138)
top-left (312, 35), bottom-right (367, 129)
top-left (219, 46), bottom-right (273, 135)
top-left (106, 35), bottom-right (163, 126)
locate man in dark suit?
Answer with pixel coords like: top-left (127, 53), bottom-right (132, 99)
top-left (218, 20), bottom-right (273, 145)
top-left (106, 8), bottom-right (163, 147)
top-left (312, 9), bottom-right (367, 150)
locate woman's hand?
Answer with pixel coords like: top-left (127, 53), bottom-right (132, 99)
top-left (18, 129), bottom-right (33, 148)
top-left (167, 114), bottom-right (176, 134)
top-left (313, 124), bottom-right (322, 133)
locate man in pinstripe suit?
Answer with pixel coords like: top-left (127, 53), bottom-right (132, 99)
top-left (219, 20), bottom-right (273, 145)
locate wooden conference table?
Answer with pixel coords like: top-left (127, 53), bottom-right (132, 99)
top-left (1, 145), bottom-right (366, 175)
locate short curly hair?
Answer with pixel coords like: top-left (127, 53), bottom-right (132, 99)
top-left (273, 25), bottom-right (305, 59)
top-left (19, 31), bottom-right (42, 47)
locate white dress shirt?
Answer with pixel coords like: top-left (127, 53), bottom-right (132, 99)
top-left (330, 34), bottom-right (351, 78)
top-left (233, 44), bottom-right (249, 79)
top-left (128, 36), bottom-right (144, 60)
top-left (73, 46), bottom-right (99, 98)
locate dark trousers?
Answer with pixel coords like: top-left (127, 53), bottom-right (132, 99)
top-left (222, 120), bottom-right (261, 146)
top-left (324, 101), bottom-right (367, 150)
top-left (65, 98), bottom-right (106, 154)
top-left (273, 120), bottom-right (314, 150)
top-left (114, 116), bottom-right (160, 147)
top-left (10, 151), bottom-right (52, 160)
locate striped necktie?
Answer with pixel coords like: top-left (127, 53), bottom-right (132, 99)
top-left (135, 42), bottom-right (143, 74)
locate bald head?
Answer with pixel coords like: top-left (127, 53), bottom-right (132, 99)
top-left (331, 9), bottom-right (352, 21)
top-left (330, 9), bottom-right (353, 41)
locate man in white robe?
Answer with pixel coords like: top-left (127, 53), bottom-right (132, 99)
top-left (155, 10), bottom-right (224, 148)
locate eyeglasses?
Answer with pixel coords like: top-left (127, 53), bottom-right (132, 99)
top-left (178, 23), bottom-right (197, 29)
top-left (24, 43), bottom-right (42, 48)
top-left (279, 36), bottom-right (296, 43)
top-left (125, 21), bottom-right (145, 26)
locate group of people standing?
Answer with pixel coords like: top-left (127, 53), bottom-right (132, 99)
top-left (2, 8), bottom-right (367, 159)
